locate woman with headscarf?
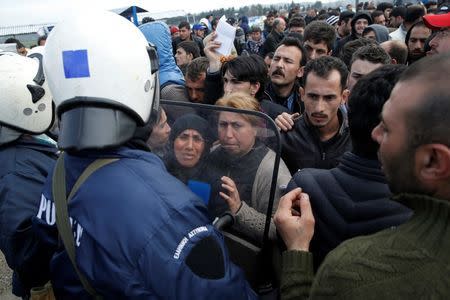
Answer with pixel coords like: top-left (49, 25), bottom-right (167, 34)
top-left (164, 114), bottom-right (227, 217)
top-left (165, 114), bottom-right (211, 182)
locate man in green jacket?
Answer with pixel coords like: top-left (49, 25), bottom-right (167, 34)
top-left (274, 51), bottom-right (450, 299)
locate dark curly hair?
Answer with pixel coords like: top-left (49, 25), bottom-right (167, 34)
top-left (303, 56), bottom-right (348, 91)
top-left (348, 64), bottom-right (406, 159)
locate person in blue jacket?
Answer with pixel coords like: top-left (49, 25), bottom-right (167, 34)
top-left (139, 21), bottom-right (185, 93)
top-left (0, 51), bottom-right (58, 297)
top-left (139, 21), bottom-right (192, 122)
top-left (33, 11), bottom-right (257, 299)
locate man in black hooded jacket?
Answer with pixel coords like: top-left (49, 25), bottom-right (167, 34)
top-left (333, 12), bottom-right (373, 57)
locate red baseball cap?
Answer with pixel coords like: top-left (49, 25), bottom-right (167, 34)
top-left (423, 12), bottom-right (450, 30)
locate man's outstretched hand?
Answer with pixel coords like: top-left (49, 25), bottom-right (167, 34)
top-left (274, 188), bottom-right (315, 252)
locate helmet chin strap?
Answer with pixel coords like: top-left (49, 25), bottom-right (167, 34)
top-left (0, 125), bottom-right (22, 145)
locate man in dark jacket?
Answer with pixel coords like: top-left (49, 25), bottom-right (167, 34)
top-left (261, 17), bottom-right (286, 57)
top-left (262, 12), bottom-right (275, 38)
top-left (0, 52), bottom-right (57, 297)
top-left (336, 10), bottom-right (355, 41)
top-left (172, 21), bottom-right (205, 56)
top-left (274, 50), bottom-right (450, 300)
top-left (280, 56), bottom-right (351, 174)
top-left (333, 11), bottom-right (372, 57)
top-left (262, 37), bottom-right (307, 119)
top-left (285, 65), bottom-right (412, 269)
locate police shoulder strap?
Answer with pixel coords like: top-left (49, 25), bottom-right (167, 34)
top-left (52, 152), bottom-right (119, 299)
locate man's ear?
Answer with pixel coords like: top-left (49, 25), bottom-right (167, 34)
top-left (341, 89), bottom-right (350, 105)
top-left (416, 144), bottom-right (450, 182)
top-left (297, 66), bottom-right (304, 78)
top-left (300, 86), bottom-right (305, 102)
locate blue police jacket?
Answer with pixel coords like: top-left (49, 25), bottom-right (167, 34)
top-left (33, 147), bottom-right (257, 299)
top-left (0, 136), bottom-right (57, 297)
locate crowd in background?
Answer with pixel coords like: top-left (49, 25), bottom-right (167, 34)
top-left (1, 1), bottom-right (450, 298)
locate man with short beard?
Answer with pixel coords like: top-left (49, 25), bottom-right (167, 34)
top-left (282, 64), bottom-right (412, 270)
top-left (274, 22), bottom-right (337, 135)
top-left (280, 56), bottom-right (351, 174)
top-left (336, 11), bottom-right (354, 40)
top-left (406, 21), bottom-right (432, 64)
top-left (388, 6), bottom-right (406, 28)
top-left (275, 52), bottom-right (450, 299)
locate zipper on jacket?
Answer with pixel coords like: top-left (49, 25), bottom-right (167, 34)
top-left (322, 152), bottom-right (326, 160)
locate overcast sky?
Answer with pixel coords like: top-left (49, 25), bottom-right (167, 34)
top-left (0, 0), bottom-right (307, 27)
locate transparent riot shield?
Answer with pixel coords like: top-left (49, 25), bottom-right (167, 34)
top-left (160, 100), bottom-right (286, 294)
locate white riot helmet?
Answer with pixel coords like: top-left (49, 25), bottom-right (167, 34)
top-left (0, 52), bottom-right (53, 144)
top-left (27, 45), bottom-right (59, 141)
top-left (44, 10), bottom-right (160, 151)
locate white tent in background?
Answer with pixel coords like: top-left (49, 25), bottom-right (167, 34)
top-left (110, 5), bottom-right (186, 25)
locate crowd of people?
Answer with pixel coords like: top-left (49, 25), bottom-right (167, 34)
top-left (1, 1), bottom-right (450, 298)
